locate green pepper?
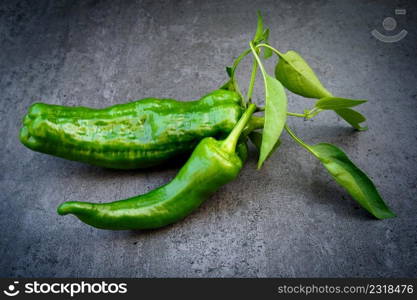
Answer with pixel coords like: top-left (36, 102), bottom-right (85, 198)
top-left (57, 104), bottom-right (256, 230)
top-left (19, 90), bottom-right (243, 169)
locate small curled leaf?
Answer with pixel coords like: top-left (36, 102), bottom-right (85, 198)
top-left (253, 11), bottom-right (264, 43)
top-left (219, 66), bottom-right (235, 91)
top-left (275, 50), bottom-right (332, 99)
top-left (262, 29), bottom-right (273, 59)
top-left (261, 28), bottom-right (269, 42)
top-left (335, 108), bottom-right (368, 131)
top-left (310, 143), bottom-right (395, 219)
top-left (263, 46), bottom-right (273, 59)
top-left (226, 66), bottom-right (233, 78)
top-left (219, 79), bottom-right (235, 92)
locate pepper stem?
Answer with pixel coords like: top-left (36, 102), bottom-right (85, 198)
top-left (244, 116), bottom-right (264, 135)
top-left (221, 103), bottom-right (257, 153)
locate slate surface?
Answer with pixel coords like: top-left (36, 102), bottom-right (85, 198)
top-left (1, 0), bottom-right (416, 277)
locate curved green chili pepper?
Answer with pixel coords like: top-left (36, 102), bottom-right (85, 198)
top-left (57, 104), bottom-right (256, 230)
top-left (20, 90), bottom-right (243, 169)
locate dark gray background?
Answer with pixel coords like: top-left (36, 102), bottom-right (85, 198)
top-left (1, 0), bottom-right (416, 277)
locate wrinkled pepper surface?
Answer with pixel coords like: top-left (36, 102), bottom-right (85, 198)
top-left (20, 90), bottom-right (243, 169)
top-left (57, 104), bottom-right (256, 230)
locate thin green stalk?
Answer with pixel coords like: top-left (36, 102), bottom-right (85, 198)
top-left (306, 107), bottom-right (322, 119)
top-left (231, 48), bottom-right (251, 71)
top-left (249, 42), bottom-right (267, 88)
top-left (227, 48), bottom-right (252, 106)
top-left (243, 112), bottom-right (310, 137)
top-left (247, 113), bottom-right (306, 131)
top-left (287, 112), bottom-right (306, 118)
top-left (255, 43), bottom-right (325, 120)
top-left (255, 43), bottom-right (283, 56)
top-left (246, 58), bottom-right (258, 103)
top-left (243, 116), bottom-right (264, 136)
top-left (284, 124), bottom-right (317, 157)
top-left (222, 104), bottom-right (257, 153)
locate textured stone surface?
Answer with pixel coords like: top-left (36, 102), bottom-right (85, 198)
top-left (1, 0), bottom-right (416, 277)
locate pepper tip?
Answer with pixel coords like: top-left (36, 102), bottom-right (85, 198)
top-left (57, 202), bottom-right (70, 215)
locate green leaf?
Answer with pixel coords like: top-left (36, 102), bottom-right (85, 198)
top-left (263, 45), bottom-right (273, 59)
top-left (258, 74), bottom-right (288, 169)
top-left (315, 97), bottom-right (367, 110)
top-left (275, 50), bottom-right (332, 99)
top-left (249, 131), bottom-right (281, 161)
top-left (261, 29), bottom-right (273, 59)
top-left (335, 108), bottom-right (368, 131)
top-left (310, 143), bottom-right (395, 219)
top-left (273, 50), bottom-right (368, 130)
top-left (263, 47), bottom-right (273, 59)
top-left (253, 11), bottom-right (264, 43)
top-left (261, 28), bottom-right (269, 41)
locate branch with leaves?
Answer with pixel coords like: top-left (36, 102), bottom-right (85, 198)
top-left (220, 11), bottom-right (395, 219)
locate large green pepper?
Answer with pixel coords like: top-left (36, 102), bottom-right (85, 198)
top-left (57, 104), bottom-right (256, 230)
top-left (19, 90), bottom-right (243, 169)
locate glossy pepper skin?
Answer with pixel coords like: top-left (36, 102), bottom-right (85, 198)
top-left (57, 104), bottom-right (256, 230)
top-left (20, 90), bottom-right (243, 169)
